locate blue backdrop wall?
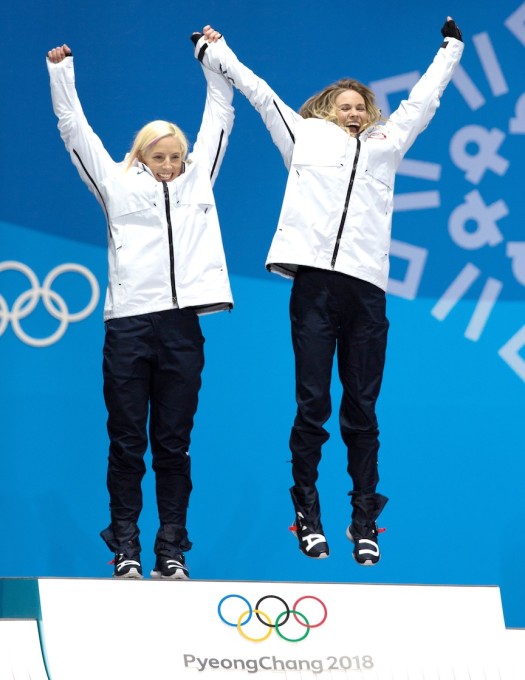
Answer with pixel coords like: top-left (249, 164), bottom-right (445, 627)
top-left (1, 0), bottom-right (524, 628)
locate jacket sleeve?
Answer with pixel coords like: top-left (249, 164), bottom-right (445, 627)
top-left (47, 57), bottom-right (115, 206)
top-left (191, 64), bottom-right (234, 186)
top-left (387, 37), bottom-right (464, 159)
top-left (195, 36), bottom-right (301, 170)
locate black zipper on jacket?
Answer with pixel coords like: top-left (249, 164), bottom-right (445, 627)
top-left (163, 182), bottom-right (177, 304)
top-left (331, 137), bottom-right (361, 268)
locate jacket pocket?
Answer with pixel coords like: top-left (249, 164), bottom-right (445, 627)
top-left (106, 194), bottom-right (154, 221)
top-left (364, 166), bottom-right (394, 215)
top-left (102, 172), bottom-right (157, 222)
top-left (176, 172), bottom-right (215, 208)
top-left (292, 120), bottom-right (347, 167)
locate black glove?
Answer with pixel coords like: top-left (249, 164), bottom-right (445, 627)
top-left (190, 32), bottom-right (203, 47)
top-left (441, 17), bottom-right (463, 42)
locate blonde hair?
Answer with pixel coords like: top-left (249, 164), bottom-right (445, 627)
top-left (299, 79), bottom-right (382, 132)
top-left (126, 120), bottom-right (189, 170)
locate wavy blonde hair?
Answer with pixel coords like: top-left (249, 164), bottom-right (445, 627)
top-left (126, 120), bottom-right (189, 170)
top-left (299, 79), bottom-right (382, 132)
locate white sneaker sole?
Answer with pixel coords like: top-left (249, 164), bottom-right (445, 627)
top-left (150, 569), bottom-right (189, 581)
top-left (113, 568), bottom-right (143, 579)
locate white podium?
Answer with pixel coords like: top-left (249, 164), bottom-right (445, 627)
top-left (0, 620), bottom-right (49, 679)
top-left (1, 578), bottom-right (524, 679)
top-left (37, 579), bottom-right (524, 679)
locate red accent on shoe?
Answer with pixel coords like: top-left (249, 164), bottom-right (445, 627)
top-left (289, 524), bottom-right (298, 533)
top-left (378, 527), bottom-right (386, 534)
top-left (108, 559), bottom-right (115, 565)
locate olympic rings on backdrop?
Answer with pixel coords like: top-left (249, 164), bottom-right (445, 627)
top-left (0, 261), bottom-right (99, 347)
top-left (217, 594), bottom-right (328, 643)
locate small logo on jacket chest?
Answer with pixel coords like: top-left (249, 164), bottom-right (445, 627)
top-left (367, 131), bottom-right (387, 140)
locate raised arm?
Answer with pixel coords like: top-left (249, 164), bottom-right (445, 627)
top-left (47, 44), bottom-right (116, 206)
top-left (190, 29), bottom-right (235, 185)
top-left (194, 26), bottom-right (302, 170)
top-left (387, 17), bottom-right (464, 160)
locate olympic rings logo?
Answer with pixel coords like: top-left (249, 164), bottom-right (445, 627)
top-left (218, 594), bottom-right (328, 643)
top-left (0, 261), bottom-right (99, 347)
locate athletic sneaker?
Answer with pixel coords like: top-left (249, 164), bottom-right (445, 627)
top-left (111, 553), bottom-right (143, 579)
top-left (289, 512), bottom-right (329, 559)
top-left (150, 554), bottom-right (189, 580)
top-left (346, 523), bottom-right (384, 566)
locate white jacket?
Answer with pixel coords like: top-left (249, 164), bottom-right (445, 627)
top-left (48, 49), bottom-right (234, 320)
top-left (199, 36), bottom-right (463, 291)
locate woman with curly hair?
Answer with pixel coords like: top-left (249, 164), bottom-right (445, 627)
top-left (197, 18), bottom-right (463, 566)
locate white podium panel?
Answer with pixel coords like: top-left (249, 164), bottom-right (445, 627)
top-left (37, 578), bottom-right (521, 679)
top-left (502, 629), bottom-right (525, 679)
top-left (0, 620), bottom-right (49, 679)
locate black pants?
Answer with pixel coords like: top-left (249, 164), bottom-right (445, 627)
top-left (289, 267), bottom-right (389, 495)
top-left (101, 308), bottom-right (204, 557)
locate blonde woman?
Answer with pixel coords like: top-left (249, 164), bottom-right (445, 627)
top-left (197, 19), bottom-right (463, 565)
top-left (47, 26), bottom-right (233, 580)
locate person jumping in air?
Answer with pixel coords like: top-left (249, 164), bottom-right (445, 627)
top-left (195, 18), bottom-right (463, 565)
top-left (47, 26), bottom-right (233, 580)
